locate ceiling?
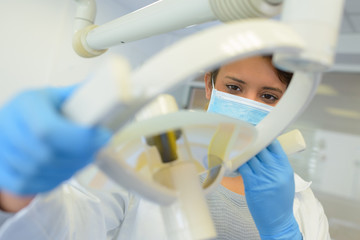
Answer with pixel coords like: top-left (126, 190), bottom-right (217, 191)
top-left (335, 0), bottom-right (360, 71)
top-left (340, 0), bottom-right (360, 34)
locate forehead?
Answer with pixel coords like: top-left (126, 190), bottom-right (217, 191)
top-left (217, 56), bottom-right (284, 87)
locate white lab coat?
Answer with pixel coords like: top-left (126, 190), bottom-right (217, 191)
top-left (0, 171), bottom-right (330, 240)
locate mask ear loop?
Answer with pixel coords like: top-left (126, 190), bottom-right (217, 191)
top-left (211, 72), bottom-right (215, 89)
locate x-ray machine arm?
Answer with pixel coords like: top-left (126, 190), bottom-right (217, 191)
top-left (65, 0), bottom-right (346, 239)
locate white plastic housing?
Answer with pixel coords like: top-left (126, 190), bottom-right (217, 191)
top-left (62, 55), bottom-right (132, 126)
top-left (274, 0), bottom-right (346, 72)
top-left (73, 0), bottom-right (96, 33)
top-left (209, 0), bottom-right (282, 21)
top-left (135, 94), bottom-right (179, 122)
top-left (277, 129), bottom-right (306, 155)
top-left (130, 19), bottom-right (305, 97)
top-left (155, 161), bottom-right (216, 240)
top-left (86, 0), bottom-right (216, 50)
top-left (73, 0), bottom-right (283, 56)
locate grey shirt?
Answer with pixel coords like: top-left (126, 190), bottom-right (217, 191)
top-left (205, 180), bottom-right (260, 239)
top-left (0, 211), bottom-right (13, 227)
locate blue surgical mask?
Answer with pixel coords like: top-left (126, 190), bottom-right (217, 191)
top-left (207, 87), bottom-right (273, 125)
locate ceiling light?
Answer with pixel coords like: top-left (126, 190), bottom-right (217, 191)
top-left (316, 84), bottom-right (338, 96)
top-left (326, 107), bottom-right (360, 119)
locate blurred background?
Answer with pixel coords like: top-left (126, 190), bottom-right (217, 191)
top-left (0, 0), bottom-right (359, 239)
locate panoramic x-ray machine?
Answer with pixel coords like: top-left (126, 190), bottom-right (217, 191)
top-left (64, 0), bottom-right (345, 239)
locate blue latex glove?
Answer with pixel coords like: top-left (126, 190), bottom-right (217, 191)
top-left (238, 140), bottom-right (302, 240)
top-left (0, 87), bottom-right (111, 195)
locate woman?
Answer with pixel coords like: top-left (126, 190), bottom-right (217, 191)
top-left (0, 56), bottom-right (330, 240)
top-left (202, 56), bottom-right (330, 239)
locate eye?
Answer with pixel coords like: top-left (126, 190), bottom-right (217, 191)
top-left (261, 93), bottom-right (279, 104)
top-left (226, 84), bottom-right (241, 92)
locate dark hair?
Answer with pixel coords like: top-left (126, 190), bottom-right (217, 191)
top-left (211, 56), bottom-right (293, 87)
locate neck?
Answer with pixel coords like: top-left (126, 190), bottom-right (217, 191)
top-left (221, 175), bottom-right (245, 195)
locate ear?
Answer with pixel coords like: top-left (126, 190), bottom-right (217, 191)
top-left (204, 72), bottom-right (212, 100)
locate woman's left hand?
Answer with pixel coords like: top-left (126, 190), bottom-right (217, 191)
top-left (237, 140), bottom-right (302, 240)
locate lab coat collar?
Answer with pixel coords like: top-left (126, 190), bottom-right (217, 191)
top-left (294, 173), bottom-right (312, 193)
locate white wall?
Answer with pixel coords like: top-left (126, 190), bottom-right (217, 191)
top-left (289, 127), bottom-right (360, 240)
top-left (0, 1), bottom-right (70, 104)
top-left (290, 128), bottom-right (360, 200)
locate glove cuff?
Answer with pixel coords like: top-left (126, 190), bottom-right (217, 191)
top-left (259, 217), bottom-right (302, 240)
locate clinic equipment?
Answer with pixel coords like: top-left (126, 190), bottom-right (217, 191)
top-left (73, 0), bottom-right (342, 71)
top-left (73, 0), bottom-right (282, 57)
top-left (65, 0), bottom-right (346, 239)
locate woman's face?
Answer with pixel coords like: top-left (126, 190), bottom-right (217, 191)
top-left (205, 56), bottom-right (287, 106)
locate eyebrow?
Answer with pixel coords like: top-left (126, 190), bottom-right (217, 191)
top-left (225, 76), bottom-right (284, 94)
top-left (225, 76), bottom-right (246, 84)
top-left (262, 87), bottom-right (284, 94)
